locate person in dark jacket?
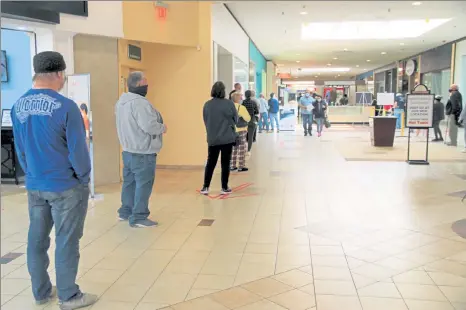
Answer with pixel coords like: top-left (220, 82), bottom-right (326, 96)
top-left (313, 95), bottom-right (327, 137)
top-left (201, 81), bottom-right (238, 195)
top-left (242, 90), bottom-right (259, 153)
top-left (445, 84), bottom-right (463, 146)
top-left (432, 95), bottom-right (445, 142)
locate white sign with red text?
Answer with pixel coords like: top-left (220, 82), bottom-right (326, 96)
top-left (406, 94), bottom-right (434, 128)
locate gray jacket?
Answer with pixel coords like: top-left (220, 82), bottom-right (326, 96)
top-left (115, 92), bottom-right (165, 155)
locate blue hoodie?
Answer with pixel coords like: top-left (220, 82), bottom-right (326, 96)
top-left (11, 88), bottom-right (91, 192)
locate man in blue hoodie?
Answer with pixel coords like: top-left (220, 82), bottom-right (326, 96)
top-left (11, 51), bottom-right (96, 309)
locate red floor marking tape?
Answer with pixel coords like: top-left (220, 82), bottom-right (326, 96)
top-left (196, 183), bottom-right (253, 200)
top-left (219, 193), bottom-right (259, 200)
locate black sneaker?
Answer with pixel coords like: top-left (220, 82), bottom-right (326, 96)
top-left (230, 167), bottom-right (238, 171)
top-left (304, 132), bottom-right (307, 136)
top-left (238, 167), bottom-right (249, 172)
top-left (220, 188), bottom-right (232, 195)
top-left (200, 187), bottom-right (209, 195)
top-left (309, 131), bottom-right (313, 136)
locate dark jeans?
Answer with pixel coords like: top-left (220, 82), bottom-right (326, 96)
top-left (27, 184), bottom-right (89, 302)
top-left (433, 120), bottom-right (443, 140)
top-left (203, 143), bottom-right (233, 189)
top-left (118, 152), bottom-right (156, 225)
top-left (247, 123), bottom-right (257, 152)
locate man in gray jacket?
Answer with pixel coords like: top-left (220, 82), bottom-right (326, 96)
top-left (115, 71), bottom-right (166, 228)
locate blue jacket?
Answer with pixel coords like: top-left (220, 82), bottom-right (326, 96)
top-left (11, 89), bottom-right (91, 192)
top-left (268, 98), bottom-right (279, 113)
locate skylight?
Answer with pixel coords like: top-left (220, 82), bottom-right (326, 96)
top-left (301, 19), bottom-right (451, 40)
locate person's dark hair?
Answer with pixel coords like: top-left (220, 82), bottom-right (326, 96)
top-left (80, 103), bottom-right (88, 115)
top-left (245, 90), bottom-right (252, 99)
top-left (234, 82), bottom-right (241, 89)
top-left (211, 81), bottom-right (226, 99)
top-left (270, 92), bottom-right (275, 98)
top-left (343, 94), bottom-right (348, 97)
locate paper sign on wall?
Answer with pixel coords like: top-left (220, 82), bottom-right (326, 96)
top-left (376, 92), bottom-right (395, 106)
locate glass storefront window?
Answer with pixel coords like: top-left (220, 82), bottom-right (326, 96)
top-left (421, 69), bottom-right (451, 100)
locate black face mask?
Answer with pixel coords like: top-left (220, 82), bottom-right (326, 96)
top-left (129, 85), bottom-right (148, 97)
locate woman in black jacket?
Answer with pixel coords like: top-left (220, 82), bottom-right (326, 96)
top-left (313, 95), bottom-right (327, 137)
top-left (201, 81), bottom-right (238, 195)
top-left (432, 95), bottom-right (445, 142)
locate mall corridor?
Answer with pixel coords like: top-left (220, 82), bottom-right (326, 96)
top-left (2, 128), bottom-right (466, 310)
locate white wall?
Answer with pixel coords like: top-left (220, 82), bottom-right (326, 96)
top-left (218, 54), bottom-right (234, 90)
top-left (454, 40), bottom-right (466, 95)
top-left (211, 3), bottom-right (249, 64)
top-left (1, 1), bottom-right (123, 38)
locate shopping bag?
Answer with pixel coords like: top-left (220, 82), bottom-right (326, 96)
top-left (324, 117), bottom-right (331, 128)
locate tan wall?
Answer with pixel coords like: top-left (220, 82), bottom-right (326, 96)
top-left (74, 34), bottom-right (120, 186)
top-left (118, 2), bottom-right (212, 168)
top-left (122, 1), bottom-right (200, 47)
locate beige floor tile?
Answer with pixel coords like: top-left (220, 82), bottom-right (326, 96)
top-left (453, 302), bottom-right (466, 310)
top-left (393, 270), bottom-right (434, 285)
top-left (171, 297), bottom-right (229, 310)
top-left (1, 278), bottom-right (31, 295)
top-left (79, 268), bottom-right (124, 284)
top-left (192, 275), bottom-right (234, 290)
top-left (314, 280), bottom-right (357, 296)
top-left (91, 301), bottom-right (138, 310)
top-left (242, 278), bottom-right (293, 298)
top-left (396, 283), bottom-right (448, 302)
top-left (425, 259), bottom-right (466, 277)
top-left (1, 295), bottom-right (49, 310)
top-left (200, 253), bottom-right (243, 276)
top-left (235, 299), bottom-right (287, 310)
top-left (185, 289), bottom-right (219, 301)
top-left (1, 294), bottom-right (15, 306)
top-left (134, 303), bottom-right (172, 310)
top-left (351, 274), bottom-right (378, 289)
top-left (100, 284), bottom-right (148, 302)
top-left (312, 255), bottom-right (348, 268)
top-left (358, 282), bottom-right (402, 298)
top-left (316, 295), bottom-right (362, 310)
top-left (273, 270), bottom-right (314, 288)
top-left (75, 280), bottom-right (113, 297)
top-left (351, 263), bottom-right (398, 281)
top-left (311, 246), bottom-right (344, 256)
top-left (142, 274), bottom-right (196, 305)
top-left (93, 256), bottom-right (136, 271)
top-left (404, 299), bottom-right (455, 310)
top-left (439, 286), bottom-right (466, 303)
top-left (360, 297), bottom-right (408, 310)
top-left (313, 266), bottom-right (353, 281)
top-left (298, 265), bottom-right (313, 275)
top-left (269, 289), bottom-right (316, 310)
top-left (210, 287), bottom-right (262, 309)
top-left (244, 243), bottom-right (277, 254)
top-left (428, 272), bottom-right (466, 287)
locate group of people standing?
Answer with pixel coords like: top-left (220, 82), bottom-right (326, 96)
top-left (201, 81), bottom-right (282, 195)
top-left (299, 90), bottom-right (328, 137)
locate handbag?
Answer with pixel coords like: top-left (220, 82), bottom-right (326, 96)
top-left (324, 116), bottom-right (331, 128)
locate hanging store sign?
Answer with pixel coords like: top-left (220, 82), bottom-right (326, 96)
top-left (128, 44), bottom-right (142, 61)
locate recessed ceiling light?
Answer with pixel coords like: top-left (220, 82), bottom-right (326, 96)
top-left (333, 57), bottom-right (338, 60)
top-left (412, 2), bottom-right (422, 6)
top-left (343, 48), bottom-right (348, 51)
top-left (337, 74), bottom-right (341, 76)
top-left (400, 42), bottom-right (405, 46)
top-left (315, 75), bottom-right (318, 78)
top-left (381, 52), bottom-right (387, 55)
top-left (300, 11), bottom-right (308, 15)
top-left (363, 69), bottom-right (367, 71)
top-left (366, 60), bottom-right (371, 62)
top-left (296, 53), bottom-right (301, 56)
top-left (327, 63), bottom-right (332, 66)
top-left (356, 65), bottom-right (360, 67)
top-left (296, 60), bottom-right (301, 63)
top-left (300, 67), bottom-right (350, 73)
top-left (301, 19), bottom-right (450, 40)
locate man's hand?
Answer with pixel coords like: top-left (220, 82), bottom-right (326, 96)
top-left (163, 124), bottom-right (168, 134)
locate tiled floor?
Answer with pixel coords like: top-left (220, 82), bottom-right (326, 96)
top-left (2, 126), bottom-right (466, 310)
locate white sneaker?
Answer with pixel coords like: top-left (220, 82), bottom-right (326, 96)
top-left (462, 149), bottom-right (466, 153)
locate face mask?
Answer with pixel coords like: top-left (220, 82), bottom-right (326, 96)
top-left (130, 85), bottom-right (148, 97)
top-left (449, 89), bottom-right (453, 93)
top-left (317, 99), bottom-right (321, 102)
top-left (305, 93), bottom-right (310, 97)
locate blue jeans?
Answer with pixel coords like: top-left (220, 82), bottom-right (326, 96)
top-left (394, 108), bottom-right (403, 129)
top-left (269, 112), bottom-right (279, 130)
top-left (302, 113), bottom-right (313, 133)
top-left (316, 118), bottom-right (324, 133)
top-left (119, 152), bottom-right (156, 225)
top-left (258, 112), bottom-right (269, 132)
top-left (27, 184), bottom-right (89, 302)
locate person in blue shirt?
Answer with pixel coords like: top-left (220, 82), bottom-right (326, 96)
top-left (393, 93), bottom-right (406, 129)
top-left (268, 93), bottom-right (280, 132)
top-left (11, 51), bottom-right (96, 309)
top-left (299, 90), bottom-right (315, 136)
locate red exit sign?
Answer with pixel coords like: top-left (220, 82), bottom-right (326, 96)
top-left (154, 1), bottom-right (168, 21)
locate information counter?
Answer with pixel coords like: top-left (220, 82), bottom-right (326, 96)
top-left (327, 106), bottom-right (374, 124)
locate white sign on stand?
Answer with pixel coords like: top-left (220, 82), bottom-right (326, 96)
top-left (376, 92), bottom-right (395, 106)
top-left (406, 94), bottom-right (434, 128)
top-left (67, 74), bottom-right (95, 198)
top-left (279, 103), bottom-right (297, 131)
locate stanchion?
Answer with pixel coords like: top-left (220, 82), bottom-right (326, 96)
top-left (400, 111), bottom-right (405, 137)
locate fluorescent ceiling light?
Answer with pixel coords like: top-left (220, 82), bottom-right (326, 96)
top-left (412, 2), bottom-right (422, 5)
top-left (343, 48), bottom-right (348, 51)
top-left (296, 53), bottom-right (301, 56)
top-left (301, 19), bottom-right (450, 40)
top-left (333, 57), bottom-right (338, 60)
top-left (381, 52), bottom-right (387, 55)
top-left (400, 42), bottom-right (405, 45)
top-left (327, 63), bottom-right (332, 66)
top-left (300, 11), bottom-right (308, 15)
top-left (300, 67), bottom-right (350, 73)
top-left (366, 60), bottom-right (371, 62)
top-left (356, 65), bottom-right (360, 67)
top-left (296, 60), bottom-right (301, 63)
